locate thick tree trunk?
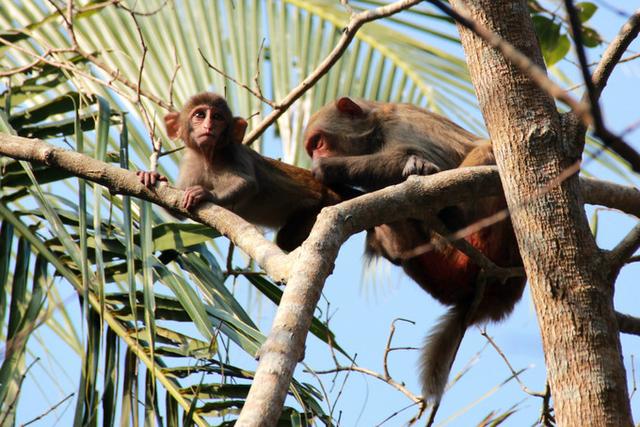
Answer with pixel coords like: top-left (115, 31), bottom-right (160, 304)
top-left (449, 0), bottom-right (633, 425)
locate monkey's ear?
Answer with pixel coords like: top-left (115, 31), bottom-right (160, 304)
top-left (164, 112), bottom-right (181, 139)
top-left (232, 117), bottom-right (248, 144)
top-left (336, 97), bottom-right (364, 117)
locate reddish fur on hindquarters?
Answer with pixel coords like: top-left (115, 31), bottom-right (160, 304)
top-left (304, 97), bottom-right (524, 401)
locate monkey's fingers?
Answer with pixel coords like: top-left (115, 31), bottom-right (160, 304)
top-left (311, 159), bottom-right (327, 183)
top-left (182, 188), bottom-right (204, 209)
top-left (137, 171), bottom-right (168, 188)
top-left (136, 170), bottom-right (153, 187)
top-left (402, 155), bottom-right (440, 178)
top-left (182, 190), bottom-right (194, 209)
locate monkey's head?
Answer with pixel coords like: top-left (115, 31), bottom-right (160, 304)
top-left (165, 92), bottom-right (247, 155)
top-left (303, 97), bottom-right (381, 160)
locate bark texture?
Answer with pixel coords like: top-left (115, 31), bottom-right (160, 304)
top-left (449, 1), bottom-right (632, 425)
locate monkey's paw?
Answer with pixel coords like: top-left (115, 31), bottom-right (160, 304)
top-left (182, 185), bottom-right (211, 210)
top-left (137, 170), bottom-right (168, 188)
top-left (311, 158), bottom-right (328, 183)
top-left (402, 155), bottom-right (440, 178)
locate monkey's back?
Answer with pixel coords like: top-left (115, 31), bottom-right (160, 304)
top-left (235, 147), bottom-right (341, 228)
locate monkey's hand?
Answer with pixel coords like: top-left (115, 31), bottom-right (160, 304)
top-left (402, 155), bottom-right (440, 178)
top-left (182, 185), bottom-right (213, 210)
top-left (311, 157), bottom-right (345, 184)
top-left (137, 171), bottom-right (168, 188)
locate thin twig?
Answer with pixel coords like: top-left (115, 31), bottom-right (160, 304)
top-left (158, 145), bottom-right (184, 158)
top-left (563, 0), bottom-right (604, 123)
top-left (226, 242), bottom-right (235, 273)
top-left (22, 392), bottom-right (75, 427)
top-left (383, 318), bottom-right (415, 379)
top-left (199, 49), bottom-right (275, 107)
top-left (0, 358), bottom-right (41, 426)
top-left (589, 8), bottom-right (640, 100)
top-left (113, 0), bottom-right (169, 16)
top-left (375, 401), bottom-right (424, 427)
top-left (253, 38), bottom-right (267, 102)
top-left (630, 354), bottom-right (637, 400)
top-left (242, 0), bottom-right (424, 145)
top-left (564, 1), bottom-right (640, 173)
top-left (480, 328), bottom-right (545, 397)
top-left (129, 12), bottom-right (148, 104)
top-left (429, 0), bottom-right (640, 173)
top-left (312, 365), bottom-right (423, 405)
top-left (168, 51), bottom-right (181, 111)
top-left (538, 383), bottom-right (555, 426)
top-left (608, 221), bottom-right (640, 273)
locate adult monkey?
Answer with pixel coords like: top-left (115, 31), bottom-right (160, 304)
top-left (138, 92), bottom-right (342, 251)
top-left (304, 97), bottom-right (524, 402)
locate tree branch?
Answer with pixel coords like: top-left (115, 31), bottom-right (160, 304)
top-left (427, 0), bottom-right (640, 174)
top-left (242, 0), bottom-right (423, 145)
top-left (589, 8), bottom-right (640, 101)
top-left (608, 222), bottom-right (640, 274)
top-left (0, 133), bottom-right (290, 282)
top-left (616, 311), bottom-right (640, 336)
top-left (3, 133), bottom-right (640, 425)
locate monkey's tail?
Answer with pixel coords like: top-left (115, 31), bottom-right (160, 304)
top-left (419, 304), bottom-right (468, 402)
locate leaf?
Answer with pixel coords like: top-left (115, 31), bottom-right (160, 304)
top-left (151, 223), bottom-right (220, 252)
top-left (581, 26), bottom-right (602, 47)
top-left (545, 34), bottom-right (571, 67)
top-left (8, 92), bottom-right (97, 129)
top-left (576, 2), bottom-right (598, 23)
top-left (532, 15), bottom-right (560, 49)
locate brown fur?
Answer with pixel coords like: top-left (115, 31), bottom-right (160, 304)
top-left (139, 92), bottom-right (341, 251)
top-left (304, 98), bottom-right (525, 401)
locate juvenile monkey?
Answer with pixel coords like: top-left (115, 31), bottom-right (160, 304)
top-left (304, 97), bottom-right (524, 402)
top-left (138, 92), bottom-right (341, 251)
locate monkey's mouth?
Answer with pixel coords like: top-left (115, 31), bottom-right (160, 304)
top-left (195, 133), bottom-right (217, 143)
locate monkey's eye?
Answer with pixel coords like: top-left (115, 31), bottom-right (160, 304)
top-left (307, 134), bottom-right (321, 149)
top-left (193, 110), bottom-right (206, 119)
top-left (212, 112), bottom-right (224, 121)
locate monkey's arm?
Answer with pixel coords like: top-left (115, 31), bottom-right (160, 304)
top-left (312, 145), bottom-right (440, 190)
top-left (179, 170), bottom-right (259, 210)
top-left (209, 172), bottom-right (259, 206)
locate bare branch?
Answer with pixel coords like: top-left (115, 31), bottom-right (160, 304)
top-left (199, 49), bottom-right (275, 107)
top-left (312, 364), bottom-right (423, 406)
top-left (0, 133), bottom-right (290, 282)
top-left (590, 8), bottom-right (640, 100)
top-left (129, 12), bottom-right (148, 104)
top-left (383, 318), bottom-right (416, 379)
top-left (616, 311), bottom-right (640, 335)
top-left (113, 0), bottom-right (169, 16)
top-left (608, 222), bottom-right (640, 273)
top-left (0, 358), bottom-right (41, 427)
top-left (563, 0), bottom-right (603, 123)
top-left (22, 392), bottom-right (74, 427)
top-left (4, 133), bottom-right (640, 425)
top-left (242, 0), bottom-right (424, 145)
top-left (428, 0), bottom-right (640, 174)
top-left (480, 328), bottom-right (545, 397)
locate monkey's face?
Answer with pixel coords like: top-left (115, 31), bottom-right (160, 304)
top-left (304, 97), bottom-right (378, 159)
top-left (188, 105), bottom-right (229, 149)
